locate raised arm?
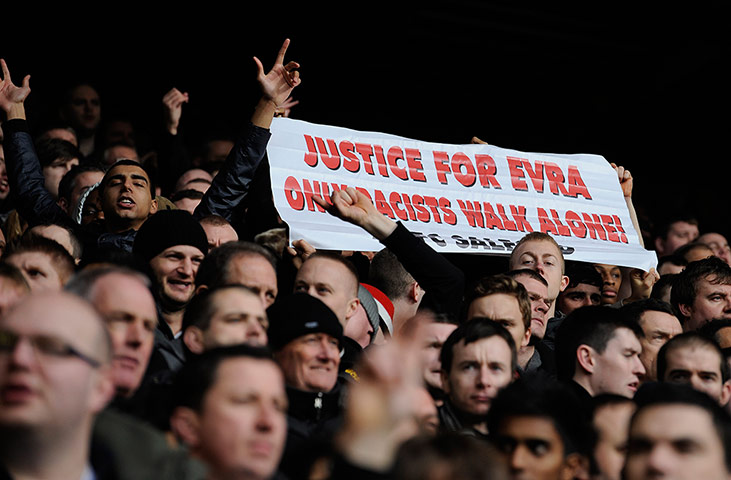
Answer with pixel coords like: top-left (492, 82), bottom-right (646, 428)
top-left (611, 162), bottom-right (644, 248)
top-left (314, 188), bottom-right (465, 320)
top-left (0, 60), bottom-right (74, 228)
top-left (194, 39), bottom-right (301, 221)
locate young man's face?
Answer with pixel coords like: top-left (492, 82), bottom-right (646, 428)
top-left (679, 276), bottom-right (731, 331)
top-left (594, 264), bottom-right (622, 305)
top-left (42, 156), bottom-right (79, 199)
top-left (513, 274), bottom-right (551, 340)
top-left (201, 289), bottom-right (268, 349)
top-left (656, 220), bottom-right (699, 256)
top-left (557, 283), bottom-right (601, 316)
top-left (6, 252), bottom-right (64, 292)
top-left (625, 404), bottom-right (729, 480)
top-left (225, 254), bottom-right (278, 308)
top-left (593, 401), bottom-right (635, 480)
top-left (467, 293), bottom-right (529, 349)
top-left (637, 310), bottom-right (682, 383)
top-left (294, 257), bottom-right (358, 327)
top-left (191, 358), bottom-right (287, 480)
top-left (149, 245), bottom-right (204, 310)
top-left (100, 164), bottom-right (157, 229)
top-left (493, 415), bottom-right (575, 480)
top-left (587, 327), bottom-right (645, 398)
top-left (442, 335), bottom-right (513, 417)
top-left (415, 321), bottom-right (457, 391)
top-left (509, 240), bottom-right (568, 302)
top-left (662, 344), bottom-right (731, 405)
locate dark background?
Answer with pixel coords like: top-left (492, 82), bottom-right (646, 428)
top-left (2, 3), bottom-right (729, 242)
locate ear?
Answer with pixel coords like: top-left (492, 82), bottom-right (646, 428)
top-left (194, 284), bottom-right (209, 295)
top-left (655, 237), bottom-right (666, 255)
top-left (149, 197), bottom-right (158, 215)
top-left (183, 327), bottom-right (205, 355)
top-left (57, 197), bottom-right (69, 214)
top-left (521, 326), bottom-right (531, 348)
top-left (560, 274), bottom-right (570, 293)
top-left (409, 282), bottom-right (422, 304)
top-left (677, 302), bottom-right (692, 320)
top-left (560, 453), bottom-right (590, 480)
top-left (576, 344), bottom-right (596, 375)
top-left (720, 380), bottom-right (731, 407)
top-left (345, 297), bottom-right (360, 321)
top-left (170, 407), bottom-right (201, 449)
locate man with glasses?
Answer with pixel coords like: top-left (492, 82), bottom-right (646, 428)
top-left (0, 292), bottom-right (116, 479)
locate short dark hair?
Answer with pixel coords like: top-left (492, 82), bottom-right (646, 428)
top-left (620, 298), bottom-right (681, 328)
top-left (657, 254), bottom-right (688, 272)
top-left (671, 256), bottom-right (731, 313)
top-left (99, 159), bottom-right (154, 196)
top-left (564, 261), bottom-right (603, 289)
top-left (34, 138), bottom-right (81, 168)
top-left (630, 382), bottom-right (731, 472)
top-left (440, 318), bottom-right (517, 374)
top-left (58, 164), bottom-right (105, 203)
top-left (24, 222), bottom-right (83, 262)
top-left (195, 241), bottom-right (277, 289)
top-left (172, 189), bottom-right (205, 203)
top-left (651, 273), bottom-right (678, 301)
top-left (487, 377), bottom-right (594, 458)
top-left (182, 284), bottom-right (259, 332)
top-left (369, 248), bottom-right (414, 301)
top-left (555, 306), bottom-right (644, 382)
top-left (65, 265), bottom-right (151, 299)
top-left (656, 332), bottom-right (730, 383)
top-left (675, 242), bottom-right (715, 262)
top-left (505, 268), bottom-right (548, 287)
top-left (465, 274), bottom-right (531, 330)
top-left (172, 344), bottom-right (275, 412)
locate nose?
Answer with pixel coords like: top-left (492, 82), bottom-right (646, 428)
top-left (536, 301), bottom-right (548, 316)
top-left (246, 321), bottom-right (266, 346)
top-left (633, 356), bottom-right (646, 376)
top-left (4, 337), bottom-right (37, 369)
top-left (509, 444), bottom-right (529, 472)
top-left (125, 321), bottom-right (143, 348)
top-left (255, 401), bottom-right (278, 432)
top-left (177, 257), bottom-right (195, 277)
top-left (476, 365), bottom-right (491, 388)
top-left (644, 444), bottom-right (673, 476)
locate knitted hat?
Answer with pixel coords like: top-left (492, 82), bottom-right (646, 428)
top-left (133, 210), bottom-right (209, 262)
top-left (266, 293), bottom-right (344, 351)
top-left (358, 283), bottom-right (381, 337)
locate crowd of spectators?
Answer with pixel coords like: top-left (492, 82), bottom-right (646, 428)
top-left (2, 39), bottom-right (731, 480)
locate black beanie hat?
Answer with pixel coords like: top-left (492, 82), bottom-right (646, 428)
top-left (133, 210), bottom-right (209, 262)
top-left (266, 293), bottom-right (344, 351)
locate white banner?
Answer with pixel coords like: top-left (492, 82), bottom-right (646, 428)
top-left (268, 118), bottom-right (657, 271)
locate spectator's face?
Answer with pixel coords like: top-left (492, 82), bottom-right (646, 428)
top-left (415, 321), bottom-right (457, 391)
top-left (442, 335), bottom-right (513, 416)
top-left (294, 257), bottom-right (358, 326)
top-left (625, 404), bottom-right (728, 480)
top-left (149, 245), bottom-right (204, 308)
top-left (594, 264), bottom-right (622, 305)
top-left (493, 416), bottom-right (570, 480)
top-left (699, 233), bottom-right (731, 266)
top-left (103, 120), bottom-right (135, 147)
top-left (275, 333), bottom-right (340, 392)
top-left (103, 145), bottom-right (139, 167)
top-left (662, 345), bottom-right (731, 405)
top-left (101, 164), bottom-right (157, 225)
top-left (201, 289), bottom-right (268, 349)
top-left (467, 293), bottom-right (528, 349)
top-left (679, 276), bottom-right (731, 331)
top-left (0, 294), bottom-right (113, 433)
top-left (201, 223), bottom-right (238, 251)
top-left (64, 85), bottom-right (100, 134)
top-left (43, 157), bottom-right (79, 199)
top-left (637, 311), bottom-right (682, 382)
top-left (225, 254), bottom-right (278, 308)
top-left (659, 221), bottom-right (699, 256)
top-left (191, 358), bottom-right (287, 480)
top-left (513, 274), bottom-right (551, 340)
top-left (6, 252), bottom-right (63, 292)
top-left (588, 327), bottom-right (644, 398)
top-left (67, 170), bottom-right (104, 212)
top-left (90, 274), bottom-right (157, 398)
top-left (557, 282), bottom-right (601, 316)
top-left (510, 240), bottom-right (568, 301)
top-left (593, 402), bottom-right (635, 480)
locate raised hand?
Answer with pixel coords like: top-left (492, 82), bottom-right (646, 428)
top-left (611, 162), bottom-right (633, 198)
top-left (313, 187), bottom-right (397, 240)
top-left (162, 87), bottom-right (189, 135)
top-left (0, 59), bottom-right (31, 119)
top-left (253, 38), bottom-right (301, 107)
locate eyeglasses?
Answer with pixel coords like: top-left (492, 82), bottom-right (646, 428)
top-left (0, 330), bottom-right (102, 368)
